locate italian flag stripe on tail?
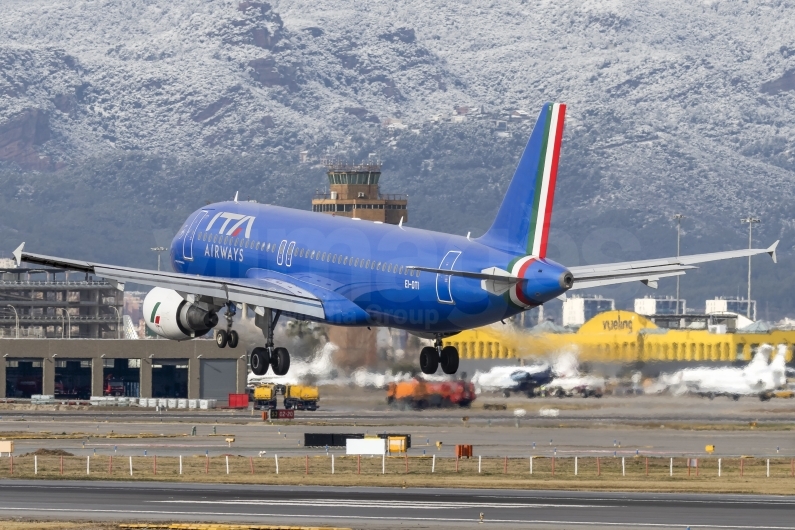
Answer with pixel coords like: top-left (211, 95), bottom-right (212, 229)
top-left (527, 102), bottom-right (566, 258)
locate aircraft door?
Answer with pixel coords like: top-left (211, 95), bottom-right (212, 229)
top-left (285, 241), bottom-right (296, 267)
top-left (276, 240), bottom-right (287, 265)
top-left (182, 210), bottom-right (209, 261)
top-left (436, 250), bottom-right (461, 304)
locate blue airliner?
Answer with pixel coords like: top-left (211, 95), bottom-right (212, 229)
top-left (14, 103), bottom-right (778, 376)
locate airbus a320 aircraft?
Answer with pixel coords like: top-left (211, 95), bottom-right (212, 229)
top-left (13, 103), bottom-right (779, 377)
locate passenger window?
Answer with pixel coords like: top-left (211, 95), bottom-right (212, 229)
top-left (321, 252), bottom-right (326, 260)
top-left (365, 260), bottom-right (370, 268)
top-left (354, 258), bottom-right (359, 266)
top-left (399, 266), bottom-right (405, 274)
top-left (332, 255), bottom-right (337, 263)
top-left (310, 250), bottom-right (316, 259)
top-left (343, 257), bottom-right (349, 265)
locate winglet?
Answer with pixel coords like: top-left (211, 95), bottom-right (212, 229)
top-left (234, 191), bottom-right (239, 203)
top-left (768, 240), bottom-right (779, 264)
top-left (12, 243), bottom-right (24, 267)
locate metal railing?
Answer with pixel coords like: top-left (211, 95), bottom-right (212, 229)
top-left (312, 193), bottom-right (408, 201)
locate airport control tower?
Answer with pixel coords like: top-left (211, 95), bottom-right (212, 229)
top-left (312, 161), bottom-right (408, 225)
top-left (311, 160), bottom-right (409, 369)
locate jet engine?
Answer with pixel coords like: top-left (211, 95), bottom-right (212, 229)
top-left (143, 287), bottom-right (218, 340)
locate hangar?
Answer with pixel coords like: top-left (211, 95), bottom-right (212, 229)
top-left (0, 339), bottom-right (246, 402)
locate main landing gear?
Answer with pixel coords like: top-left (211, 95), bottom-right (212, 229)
top-left (215, 302), bottom-right (239, 349)
top-left (250, 309), bottom-right (291, 377)
top-left (420, 336), bottom-right (459, 375)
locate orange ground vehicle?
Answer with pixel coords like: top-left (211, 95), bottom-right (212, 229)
top-left (387, 379), bottom-right (475, 409)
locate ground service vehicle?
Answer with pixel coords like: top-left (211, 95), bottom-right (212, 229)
top-left (283, 385), bottom-right (319, 411)
top-left (104, 378), bottom-right (125, 396)
top-left (252, 384), bottom-right (281, 410)
top-left (387, 379), bottom-right (475, 410)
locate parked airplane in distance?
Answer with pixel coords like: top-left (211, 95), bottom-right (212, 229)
top-left (14, 103), bottom-right (779, 377)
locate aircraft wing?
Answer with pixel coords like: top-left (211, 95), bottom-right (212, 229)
top-left (13, 244), bottom-right (326, 319)
top-left (568, 241), bottom-right (778, 290)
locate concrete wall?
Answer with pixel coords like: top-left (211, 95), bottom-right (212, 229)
top-left (0, 339), bottom-right (247, 399)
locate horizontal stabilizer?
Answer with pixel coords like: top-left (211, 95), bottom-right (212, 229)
top-left (406, 265), bottom-right (521, 283)
top-left (569, 243), bottom-right (778, 290)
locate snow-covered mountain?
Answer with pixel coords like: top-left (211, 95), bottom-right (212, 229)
top-left (2, 0), bottom-right (794, 214)
top-left (1, 0), bottom-right (795, 314)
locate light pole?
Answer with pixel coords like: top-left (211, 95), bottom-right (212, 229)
top-left (6, 304), bottom-right (19, 338)
top-left (58, 308), bottom-right (71, 339)
top-left (151, 247), bottom-right (168, 271)
top-left (741, 216), bottom-right (761, 319)
top-left (110, 306), bottom-right (122, 339)
top-left (673, 214), bottom-right (685, 313)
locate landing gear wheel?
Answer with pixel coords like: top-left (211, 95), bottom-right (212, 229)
top-left (250, 347), bottom-right (270, 376)
top-left (271, 347), bottom-right (291, 376)
top-left (419, 346), bottom-right (439, 375)
top-left (227, 330), bottom-right (239, 349)
top-left (215, 329), bottom-right (228, 348)
top-left (440, 345), bottom-right (459, 375)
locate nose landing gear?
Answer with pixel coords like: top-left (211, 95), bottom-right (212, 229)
top-left (420, 336), bottom-right (459, 375)
top-left (250, 309), bottom-right (290, 376)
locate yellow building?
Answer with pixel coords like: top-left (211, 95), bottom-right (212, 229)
top-left (443, 311), bottom-right (794, 363)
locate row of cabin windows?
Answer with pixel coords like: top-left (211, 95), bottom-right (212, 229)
top-left (312, 203), bottom-right (407, 212)
top-left (195, 232), bottom-right (420, 277)
top-left (291, 245), bottom-right (419, 276)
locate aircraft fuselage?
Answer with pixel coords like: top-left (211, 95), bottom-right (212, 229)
top-left (170, 201), bottom-right (569, 334)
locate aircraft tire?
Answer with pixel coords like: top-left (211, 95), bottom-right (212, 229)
top-left (227, 330), bottom-right (239, 348)
top-left (440, 345), bottom-right (459, 375)
top-left (250, 347), bottom-right (270, 376)
top-left (419, 346), bottom-right (439, 374)
top-left (215, 330), bottom-right (228, 348)
top-left (272, 347), bottom-right (290, 376)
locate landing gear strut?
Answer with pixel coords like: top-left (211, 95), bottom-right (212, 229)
top-left (250, 309), bottom-right (290, 376)
top-left (214, 302), bottom-right (239, 349)
top-left (420, 336), bottom-right (459, 375)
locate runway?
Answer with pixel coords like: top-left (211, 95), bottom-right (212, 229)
top-left (1, 480), bottom-right (795, 529)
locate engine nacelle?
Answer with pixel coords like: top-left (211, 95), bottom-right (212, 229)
top-left (143, 287), bottom-right (218, 340)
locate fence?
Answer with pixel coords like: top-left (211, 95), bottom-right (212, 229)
top-left (2, 455), bottom-right (795, 481)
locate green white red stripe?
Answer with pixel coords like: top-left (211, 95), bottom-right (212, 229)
top-left (527, 102), bottom-right (566, 258)
top-left (508, 255), bottom-right (537, 308)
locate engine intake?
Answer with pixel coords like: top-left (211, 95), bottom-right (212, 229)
top-left (143, 287), bottom-right (218, 340)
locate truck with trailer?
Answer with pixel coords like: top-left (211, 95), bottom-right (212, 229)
top-left (283, 385), bottom-right (320, 411)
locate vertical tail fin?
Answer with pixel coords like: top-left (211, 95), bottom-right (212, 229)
top-left (477, 102), bottom-right (566, 256)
